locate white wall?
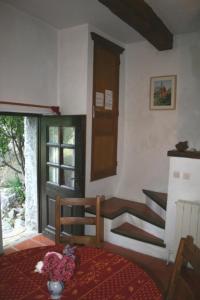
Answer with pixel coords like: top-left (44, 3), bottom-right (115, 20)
top-left (58, 23), bottom-right (125, 198)
top-left (0, 2), bottom-right (58, 251)
top-left (176, 33), bottom-right (200, 148)
top-left (117, 32), bottom-right (200, 202)
top-left (58, 24), bottom-right (89, 115)
top-left (0, 1), bottom-right (126, 220)
top-left (165, 156), bottom-right (200, 260)
top-left (1, 0), bottom-right (199, 210)
top-left (0, 2), bottom-right (57, 108)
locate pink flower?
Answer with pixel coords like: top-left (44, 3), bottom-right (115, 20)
top-left (35, 251), bottom-right (76, 283)
top-left (45, 251), bottom-right (63, 260)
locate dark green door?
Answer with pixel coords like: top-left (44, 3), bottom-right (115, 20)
top-left (40, 115), bottom-right (85, 238)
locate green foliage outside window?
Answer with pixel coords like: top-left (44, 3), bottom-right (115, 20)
top-left (0, 116), bottom-right (25, 175)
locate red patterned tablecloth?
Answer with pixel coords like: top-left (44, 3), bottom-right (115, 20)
top-left (0, 245), bottom-right (163, 300)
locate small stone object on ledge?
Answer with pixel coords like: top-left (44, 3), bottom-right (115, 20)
top-left (175, 141), bottom-right (188, 152)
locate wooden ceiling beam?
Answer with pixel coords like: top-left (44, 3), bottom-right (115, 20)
top-left (98, 0), bottom-right (173, 50)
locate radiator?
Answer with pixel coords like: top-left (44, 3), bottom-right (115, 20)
top-left (174, 200), bottom-right (200, 253)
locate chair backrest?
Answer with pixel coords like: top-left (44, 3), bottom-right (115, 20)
top-left (55, 195), bottom-right (103, 247)
top-left (167, 235), bottom-right (200, 300)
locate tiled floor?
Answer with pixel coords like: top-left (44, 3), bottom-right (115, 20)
top-left (3, 234), bottom-right (55, 255)
top-left (3, 228), bottom-right (38, 249)
top-left (3, 234), bottom-right (173, 297)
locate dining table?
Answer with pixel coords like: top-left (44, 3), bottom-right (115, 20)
top-left (0, 244), bottom-right (163, 300)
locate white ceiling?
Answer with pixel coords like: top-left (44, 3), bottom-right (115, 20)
top-left (1, 0), bottom-right (200, 43)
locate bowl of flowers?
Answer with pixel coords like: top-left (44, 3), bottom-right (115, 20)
top-left (35, 245), bottom-right (76, 299)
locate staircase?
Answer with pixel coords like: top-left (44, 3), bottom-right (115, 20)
top-left (86, 190), bottom-right (168, 259)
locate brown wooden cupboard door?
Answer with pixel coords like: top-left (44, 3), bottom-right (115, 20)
top-left (91, 33), bottom-right (124, 181)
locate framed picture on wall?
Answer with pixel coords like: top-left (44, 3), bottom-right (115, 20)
top-left (150, 75), bottom-right (177, 110)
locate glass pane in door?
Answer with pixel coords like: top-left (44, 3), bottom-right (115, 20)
top-left (63, 148), bottom-right (75, 167)
top-left (62, 169), bottom-right (75, 189)
top-left (48, 166), bottom-right (59, 184)
top-left (63, 127), bottom-right (75, 145)
top-left (48, 147), bottom-right (59, 164)
top-left (49, 127), bottom-right (59, 144)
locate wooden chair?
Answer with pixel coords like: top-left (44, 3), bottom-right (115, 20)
top-left (55, 195), bottom-right (103, 247)
top-left (167, 235), bottom-right (200, 300)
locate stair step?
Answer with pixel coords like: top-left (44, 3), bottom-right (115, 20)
top-left (143, 190), bottom-right (167, 210)
top-left (86, 197), bottom-right (165, 229)
top-left (111, 222), bottom-right (166, 248)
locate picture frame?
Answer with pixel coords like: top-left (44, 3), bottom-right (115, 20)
top-left (150, 75), bottom-right (177, 110)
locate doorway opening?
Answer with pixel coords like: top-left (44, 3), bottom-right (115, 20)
top-left (0, 114), bottom-right (86, 252)
top-left (0, 115), bottom-right (38, 249)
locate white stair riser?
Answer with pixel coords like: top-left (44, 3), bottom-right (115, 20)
top-left (127, 214), bottom-right (165, 239)
top-left (111, 213), bottom-right (128, 229)
top-left (145, 197), bottom-right (166, 220)
top-left (85, 211), bottom-right (166, 259)
top-left (86, 212), bottom-right (165, 240)
top-left (104, 218), bottom-right (167, 260)
top-left (108, 212), bottom-right (164, 240)
top-left (85, 213), bottom-right (104, 236)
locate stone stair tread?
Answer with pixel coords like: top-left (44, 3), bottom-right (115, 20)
top-left (143, 189), bottom-right (167, 210)
top-left (111, 222), bottom-right (166, 248)
top-left (86, 197), bottom-right (165, 229)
